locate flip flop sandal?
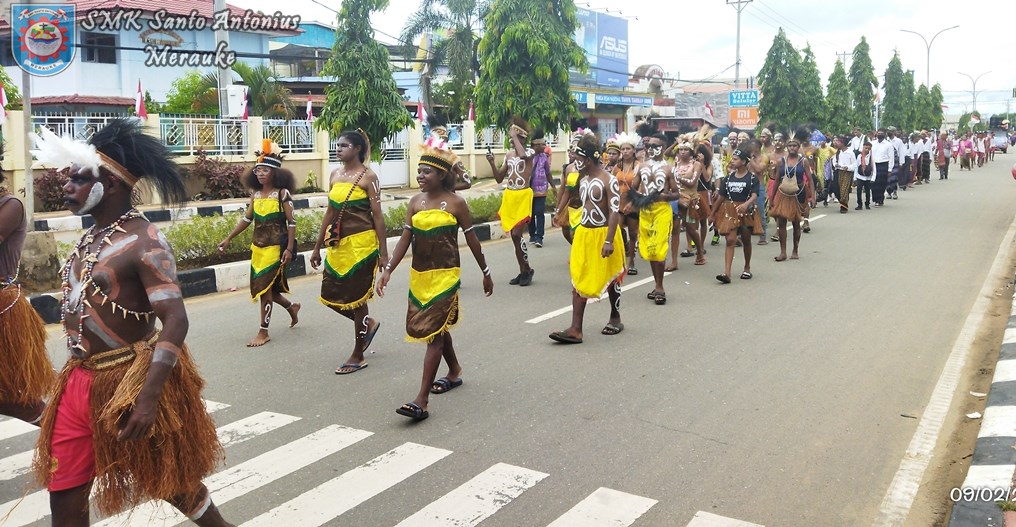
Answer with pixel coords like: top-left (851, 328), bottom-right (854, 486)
top-left (715, 274), bottom-right (731, 284)
top-left (694, 258), bottom-right (706, 265)
top-left (740, 271), bottom-right (753, 280)
top-left (654, 293), bottom-right (667, 305)
top-left (680, 250), bottom-right (695, 258)
top-left (430, 377), bottom-right (463, 394)
top-left (396, 402), bottom-right (429, 421)
top-left (335, 362), bottom-right (368, 375)
top-left (601, 322), bottom-right (624, 335)
top-left (549, 331), bottom-right (583, 344)
top-left (627, 267), bottom-right (638, 275)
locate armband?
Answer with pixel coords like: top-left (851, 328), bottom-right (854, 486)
top-left (287, 221), bottom-right (297, 228)
top-left (482, 266), bottom-right (491, 276)
top-left (240, 217), bottom-right (253, 224)
top-left (403, 224), bottom-right (412, 231)
top-left (152, 348), bottom-right (179, 368)
top-left (462, 225), bottom-right (475, 234)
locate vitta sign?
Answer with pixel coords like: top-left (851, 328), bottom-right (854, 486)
top-left (728, 90), bottom-right (760, 108)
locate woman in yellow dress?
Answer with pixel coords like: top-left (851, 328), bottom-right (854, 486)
top-left (218, 140), bottom-right (300, 347)
top-left (377, 137), bottom-right (493, 421)
top-left (552, 130), bottom-right (588, 244)
top-left (310, 130), bottom-right (389, 374)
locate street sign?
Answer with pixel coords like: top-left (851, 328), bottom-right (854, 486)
top-left (728, 107), bottom-right (759, 129)
top-left (728, 89), bottom-right (759, 108)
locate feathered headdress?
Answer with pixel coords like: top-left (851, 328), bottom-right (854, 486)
top-left (615, 132), bottom-right (640, 148)
top-left (692, 125), bottom-right (715, 147)
top-left (605, 137), bottom-right (621, 153)
top-left (255, 139), bottom-right (284, 169)
top-left (31, 127), bottom-right (104, 180)
top-left (509, 116), bottom-right (532, 139)
top-left (419, 130), bottom-right (459, 173)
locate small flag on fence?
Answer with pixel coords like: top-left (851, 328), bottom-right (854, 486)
top-left (306, 92), bottom-right (313, 122)
top-left (135, 79), bottom-right (147, 120)
top-left (468, 101), bottom-right (475, 121)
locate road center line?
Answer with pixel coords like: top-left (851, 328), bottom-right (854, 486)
top-left (873, 208), bottom-right (1016, 525)
top-left (526, 272), bottom-right (673, 324)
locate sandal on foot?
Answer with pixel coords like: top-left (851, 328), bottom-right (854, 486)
top-left (601, 322), bottom-right (624, 335)
top-left (715, 274), bottom-right (731, 284)
top-left (363, 319), bottom-right (381, 350)
top-left (396, 402), bottom-right (429, 421)
top-left (740, 271), bottom-right (753, 280)
top-left (549, 331), bottom-right (583, 344)
top-left (694, 257), bottom-right (706, 265)
top-left (664, 266), bottom-right (678, 272)
top-left (647, 290), bottom-right (660, 300)
top-left (430, 377), bottom-right (463, 394)
top-left (757, 239), bottom-right (768, 245)
top-left (335, 362), bottom-right (368, 375)
top-left (654, 292), bottom-right (667, 305)
top-left (627, 266), bottom-right (638, 275)
top-left (680, 250), bottom-right (695, 258)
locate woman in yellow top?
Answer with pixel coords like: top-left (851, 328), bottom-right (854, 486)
top-left (552, 130), bottom-right (588, 244)
top-left (310, 130), bottom-right (389, 374)
top-left (612, 132), bottom-right (641, 275)
top-left (219, 140), bottom-right (300, 348)
top-left (377, 138), bottom-right (493, 421)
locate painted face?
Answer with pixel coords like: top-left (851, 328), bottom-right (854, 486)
top-left (416, 164), bottom-right (444, 191)
top-left (335, 138), bottom-right (361, 163)
top-left (773, 134), bottom-right (785, 147)
top-left (574, 157), bottom-right (588, 173)
top-left (254, 165), bottom-right (271, 185)
top-left (737, 133), bottom-right (750, 143)
top-left (646, 142), bottom-right (663, 159)
top-left (62, 167), bottom-right (104, 216)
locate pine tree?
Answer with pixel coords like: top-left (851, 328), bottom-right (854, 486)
top-left (474, 0), bottom-right (586, 133)
top-left (798, 45), bottom-right (826, 127)
top-left (317, 0), bottom-right (413, 160)
top-left (848, 37), bottom-right (878, 130)
top-left (881, 53), bottom-right (907, 130)
top-left (757, 28), bottom-right (803, 130)
top-left (929, 84), bottom-right (945, 130)
top-left (914, 84), bottom-right (933, 130)
top-left (902, 70), bottom-right (916, 132)
top-left (825, 59), bottom-right (852, 134)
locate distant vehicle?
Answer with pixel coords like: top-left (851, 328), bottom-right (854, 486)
top-left (992, 131), bottom-right (1009, 154)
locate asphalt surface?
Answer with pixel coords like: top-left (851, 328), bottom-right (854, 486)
top-left (8, 156), bottom-right (1016, 526)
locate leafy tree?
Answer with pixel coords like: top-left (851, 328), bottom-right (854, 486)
top-left (317, 0), bottom-right (414, 160)
top-left (198, 62), bottom-right (296, 119)
top-left (757, 28), bottom-right (803, 130)
top-left (143, 91), bottom-right (163, 114)
top-left (958, 112), bottom-right (972, 133)
top-left (848, 37), bottom-right (878, 130)
top-left (475, 0), bottom-right (587, 133)
top-left (798, 45), bottom-right (826, 127)
top-left (163, 71), bottom-right (217, 114)
top-left (433, 77), bottom-right (475, 122)
top-left (913, 84), bottom-right (933, 130)
top-left (825, 59), bottom-right (852, 134)
top-left (0, 68), bottom-right (22, 109)
top-left (400, 0), bottom-right (489, 111)
top-left (901, 70), bottom-right (916, 132)
top-left (929, 83), bottom-right (944, 130)
top-left (880, 53), bottom-right (908, 130)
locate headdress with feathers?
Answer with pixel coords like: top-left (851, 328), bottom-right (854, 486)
top-left (254, 139), bottom-right (284, 169)
top-left (691, 125), bottom-right (715, 147)
top-left (31, 118), bottom-right (186, 204)
top-left (509, 116), bottom-right (532, 139)
top-left (615, 132), bottom-right (640, 148)
top-left (605, 136), bottom-right (621, 153)
top-left (419, 130), bottom-right (459, 174)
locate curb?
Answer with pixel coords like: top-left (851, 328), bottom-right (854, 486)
top-left (30, 218), bottom-right (510, 324)
top-left (949, 287), bottom-right (1016, 527)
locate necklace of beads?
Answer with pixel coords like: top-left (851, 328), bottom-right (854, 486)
top-left (60, 208), bottom-right (153, 354)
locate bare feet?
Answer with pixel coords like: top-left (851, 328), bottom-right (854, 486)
top-left (694, 256), bottom-right (706, 265)
top-left (286, 303), bottom-right (301, 328)
top-left (774, 255), bottom-right (788, 262)
top-left (664, 264), bottom-right (678, 272)
top-left (790, 252), bottom-right (799, 260)
top-left (247, 329), bottom-right (271, 347)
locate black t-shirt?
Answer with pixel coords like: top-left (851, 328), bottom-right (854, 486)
top-left (720, 171), bottom-right (759, 202)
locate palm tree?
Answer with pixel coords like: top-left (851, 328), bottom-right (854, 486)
top-left (399, 0), bottom-right (489, 118)
top-left (195, 62), bottom-right (297, 119)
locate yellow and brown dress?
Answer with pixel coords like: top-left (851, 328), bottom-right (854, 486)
top-left (563, 169), bottom-right (582, 231)
top-left (320, 182), bottom-right (379, 310)
top-left (249, 190), bottom-right (290, 300)
top-left (406, 209), bottom-right (460, 343)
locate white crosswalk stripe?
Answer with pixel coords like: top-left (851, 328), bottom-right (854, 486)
top-left (394, 462), bottom-right (549, 527)
top-left (242, 442), bottom-right (451, 526)
top-left (0, 417), bottom-right (37, 441)
top-left (0, 402), bottom-right (767, 526)
top-left (547, 487), bottom-right (658, 527)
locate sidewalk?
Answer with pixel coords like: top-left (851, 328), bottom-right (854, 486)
top-left (949, 287), bottom-right (1016, 527)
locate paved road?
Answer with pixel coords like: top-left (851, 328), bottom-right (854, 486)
top-left (3, 158), bottom-right (1015, 526)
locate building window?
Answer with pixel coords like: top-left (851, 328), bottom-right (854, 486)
top-left (81, 32), bottom-right (117, 64)
top-left (0, 40), bottom-right (15, 67)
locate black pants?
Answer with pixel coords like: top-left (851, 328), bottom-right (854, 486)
top-left (887, 165), bottom-right (899, 195)
top-left (939, 159), bottom-right (949, 179)
top-left (856, 180), bottom-right (871, 208)
top-left (529, 195), bottom-right (547, 241)
top-left (872, 162), bottom-right (889, 204)
top-left (921, 153), bottom-right (931, 182)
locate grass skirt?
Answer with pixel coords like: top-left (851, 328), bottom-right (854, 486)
top-left (713, 201), bottom-right (762, 235)
top-left (769, 192), bottom-right (803, 222)
top-left (0, 285), bottom-right (54, 404)
top-left (34, 337), bottom-right (222, 515)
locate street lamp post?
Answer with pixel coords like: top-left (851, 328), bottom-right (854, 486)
top-left (900, 25), bottom-right (959, 88)
top-left (958, 71), bottom-right (991, 113)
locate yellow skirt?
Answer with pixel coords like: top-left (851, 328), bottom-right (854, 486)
top-left (571, 225), bottom-right (625, 299)
top-left (638, 201), bottom-right (672, 262)
top-left (568, 206), bottom-right (581, 232)
top-left (499, 188), bottom-right (533, 232)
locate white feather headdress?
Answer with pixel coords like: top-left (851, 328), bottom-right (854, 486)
top-left (30, 127), bottom-right (102, 176)
top-left (615, 132), bottom-right (640, 147)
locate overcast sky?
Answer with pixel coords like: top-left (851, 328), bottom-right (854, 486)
top-left (234, 0), bottom-right (1016, 116)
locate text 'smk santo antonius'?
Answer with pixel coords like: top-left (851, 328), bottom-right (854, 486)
top-left (80, 8), bottom-right (301, 68)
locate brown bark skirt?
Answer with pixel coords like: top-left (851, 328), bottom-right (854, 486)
top-left (713, 201), bottom-right (762, 235)
top-left (694, 190), bottom-right (712, 220)
top-left (768, 191), bottom-right (804, 222)
top-left (0, 285), bottom-right (54, 404)
top-left (33, 336), bottom-right (222, 516)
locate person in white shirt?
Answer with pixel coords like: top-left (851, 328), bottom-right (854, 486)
top-left (869, 129), bottom-right (895, 206)
top-left (832, 136), bottom-right (857, 213)
top-left (887, 127), bottom-right (905, 198)
top-left (908, 133), bottom-right (923, 185)
top-left (848, 127), bottom-right (864, 156)
top-left (973, 131), bottom-right (986, 168)
top-left (917, 131), bottom-right (933, 183)
top-left (854, 141), bottom-right (873, 210)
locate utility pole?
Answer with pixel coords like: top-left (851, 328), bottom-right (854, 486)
top-left (20, 69), bottom-right (33, 231)
top-left (727, 0), bottom-right (752, 90)
top-left (836, 51), bottom-right (851, 69)
top-left (213, 0), bottom-right (232, 116)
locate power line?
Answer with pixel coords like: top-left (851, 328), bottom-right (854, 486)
top-left (754, 0), bottom-right (838, 50)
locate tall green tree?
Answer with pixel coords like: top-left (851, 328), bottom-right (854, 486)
top-left (880, 53), bottom-right (908, 130)
top-left (163, 71), bottom-right (216, 114)
top-left (317, 0), bottom-right (414, 160)
top-left (0, 68), bottom-right (22, 109)
top-left (757, 28), bottom-right (803, 129)
top-left (848, 37), bottom-right (878, 130)
top-left (798, 45), bottom-right (826, 127)
top-left (198, 62), bottom-right (296, 119)
top-left (474, 0), bottom-right (586, 133)
top-left (902, 70), bottom-right (916, 131)
top-left (913, 84), bottom-right (933, 130)
top-left (400, 0), bottom-right (489, 116)
top-left (825, 59), bottom-right (852, 134)
top-left (929, 83), bottom-right (945, 130)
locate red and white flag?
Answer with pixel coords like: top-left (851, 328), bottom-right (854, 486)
top-left (241, 88), bottom-right (249, 120)
top-left (417, 100), bottom-right (427, 123)
top-left (305, 93), bottom-right (313, 121)
top-left (134, 79), bottom-right (147, 120)
top-left (0, 81), bottom-right (8, 125)
top-left (704, 101), bottom-right (714, 119)
top-left (467, 101), bottom-right (475, 121)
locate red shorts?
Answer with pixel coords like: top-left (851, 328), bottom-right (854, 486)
top-left (48, 367), bottom-right (96, 491)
